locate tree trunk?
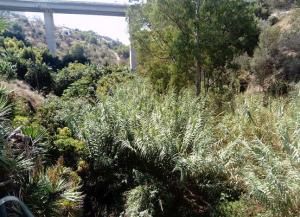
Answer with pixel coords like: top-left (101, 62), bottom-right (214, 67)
top-left (195, 59), bottom-right (202, 96)
top-left (195, 0), bottom-right (202, 96)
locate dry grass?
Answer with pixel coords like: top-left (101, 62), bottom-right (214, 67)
top-left (245, 75), bottom-right (264, 94)
top-left (0, 80), bottom-right (44, 108)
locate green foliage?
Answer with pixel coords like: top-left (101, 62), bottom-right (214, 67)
top-left (55, 64), bottom-right (131, 98)
top-left (54, 127), bottom-right (85, 151)
top-left (12, 115), bottom-right (30, 128)
top-left (56, 78), bottom-right (242, 216)
top-left (23, 159), bottom-right (84, 217)
top-left (45, 77), bottom-right (300, 216)
top-left (54, 63), bottom-right (96, 95)
top-left (62, 43), bottom-right (89, 66)
top-left (2, 23), bottom-right (26, 42)
top-left (129, 0), bottom-right (259, 94)
top-left (116, 44), bottom-right (130, 60)
top-left (96, 70), bottom-right (134, 97)
top-left (36, 96), bottom-right (66, 135)
top-left (25, 62), bottom-right (53, 91)
top-left (0, 122), bottom-right (83, 217)
top-left (1, 38), bottom-right (55, 90)
top-left (212, 91), bottom-right (300, 216)
top-left (0, 88), bottom-right (11, 144)
top-left (0, 59), bottom-right (17, 79)
top-left (62, 76), bottom-right (95, 98)
top-left (124, 185), bottom-right (160, 217)
top-left (251, 9), bottom-right (300, 93)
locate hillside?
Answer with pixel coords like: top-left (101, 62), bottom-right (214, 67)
top-left (1, 1), bottom-right (300, 217)
top-left (250, 7), bottom-right (300, 93)
top-left (0, 12), bottom-right (129, 66)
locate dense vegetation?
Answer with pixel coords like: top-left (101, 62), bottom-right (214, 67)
top-left (0, 12), bottom-right (129, 66)
top-left (1, 0), bottom-right (300, 216)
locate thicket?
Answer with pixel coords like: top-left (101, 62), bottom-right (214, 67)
top-left (251, 8), bottom-right (300, 95)
top-left (4, 77), bottom-right (299, 216)
top-left (0, 0), bottom-right (300, 216)
top-left (0, 34), bottom-right (129, 96)
top-left (129, 0), bottom-right (259, 95)
top-left (0, 12), bottom-right (129, 66)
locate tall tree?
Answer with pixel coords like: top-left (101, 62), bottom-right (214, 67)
top-left (129, 0), bottom-right (259, 95)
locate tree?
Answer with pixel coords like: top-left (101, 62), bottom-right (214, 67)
top-left (54, 63), bottom-right (98, 95)
top-left (62, 43), bottom-right (89, 66)
top-left (25, 62), bottom-right (53, 91)
top-left (3, 23), bottom-right (26, 42)
top-left (129, 0), bottom-right (258, 95)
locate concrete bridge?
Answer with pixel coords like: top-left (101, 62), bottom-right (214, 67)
top-left (0, 0), bottom-right (137, 70)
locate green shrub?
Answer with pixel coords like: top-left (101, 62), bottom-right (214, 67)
top-left (0, 59), bottom-right (17, 79)
top-left (54, 63), bottom-right (94, 95)
top-left (96, 70), bottom-right (134, 97)
top-left (25, 62), bottom-right (53, 91)
top-left (124, 185), bottom-right (159, 217)
top-left (54, 127), bottom-right (85, 152)
top-left (36, 96), bottom-right (65, 135)
top-left (62, 76), bottom-right (95, 99)
top-left (12, 96), bottom-right (33, 117)
top-left (12, 115), bottom-right (30, 127)
top-left (23, 159), bottom-right (84, 217)
top-left (251, 9), bottom-right (300, 93)
top-left (2, 23), bottom-right (26, 42)
top-left (62, 43), bottom-right (89, 66)
top-left (59, 78), bottom-right (242, 216)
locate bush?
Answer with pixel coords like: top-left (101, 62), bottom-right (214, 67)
top-left (96, 70), bottom-right (134, 97)
top-left (0, 59), bottom-right (16, 79)
top-left (1, 109), bottom-right (84, 217)
top-left (36, 96), bottom-right (65, 135)
top-left (251, 9), bottom-right (300, 93)
top-left (62, 43), bottom-right (89, 66)
top-left (12, 115), bottom-right (30, 128)
top-left (58, 78), bottom-right (242, 216)
top-left (41, 49), bottom-right (63, 71)
top-left (123, 185), bottom-right (160, 217)
top-left (49, 78), bottom-right (300, 216)
top-left (23, 159), bottom-right (84, 217)
top-left (2, 23), bottom-right (26, 42)
top-left (53, 127), bottom-right (85, 167)
top-left (25, 62), bottom-right (53, 91)
top-left (54, 63), bottom-right (95, 95)
top-left (63, 76), bottom-right (95, 99)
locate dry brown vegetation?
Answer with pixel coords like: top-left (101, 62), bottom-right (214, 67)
top-left (0, 80), bottom-right (44, 108)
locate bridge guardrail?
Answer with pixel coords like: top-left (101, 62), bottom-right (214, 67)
top-left (0, 196), bottom-right (34, 217)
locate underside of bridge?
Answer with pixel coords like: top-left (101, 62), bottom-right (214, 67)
top-left (0, 0), bottom-right (137, 70)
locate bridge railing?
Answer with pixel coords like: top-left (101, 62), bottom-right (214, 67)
top-left (0, 196), bottom-right (34, 217)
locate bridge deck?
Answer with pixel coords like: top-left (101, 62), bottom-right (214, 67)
top-left (0, 0), bottom-right (127, 16)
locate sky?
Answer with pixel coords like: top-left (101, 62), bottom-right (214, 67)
top-left (25, 0), bottom-right (130, 44)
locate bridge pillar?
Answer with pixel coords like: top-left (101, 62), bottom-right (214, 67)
top-left (129, 17), bottom-right (137, 71)
top-left (44, 11), bottom-right (56, 55)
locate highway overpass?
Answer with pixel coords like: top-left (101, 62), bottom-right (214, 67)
top-left (0, 0), bottom-right (137, 70)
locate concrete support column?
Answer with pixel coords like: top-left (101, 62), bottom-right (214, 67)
top-left (44, 11), bottom-right (56, 55)
top-left (128, 16), bottom-right (137, 71)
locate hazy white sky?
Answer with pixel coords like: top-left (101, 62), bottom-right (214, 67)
top-left (25, 0), bottom-right (130, 44)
